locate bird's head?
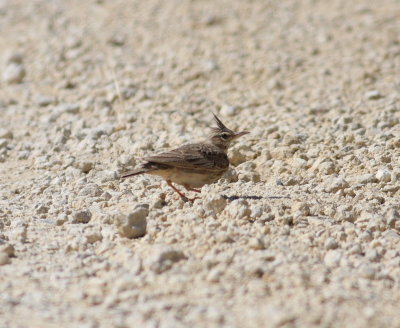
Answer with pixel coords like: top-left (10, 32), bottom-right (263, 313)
top-left (209, 113), bottom-right (249, 150)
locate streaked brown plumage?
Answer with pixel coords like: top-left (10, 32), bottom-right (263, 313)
top-left (121, 114), bottom-right (248, 201)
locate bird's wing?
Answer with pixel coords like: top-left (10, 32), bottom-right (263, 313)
top-left (143, 144), bottom-right (229, 171)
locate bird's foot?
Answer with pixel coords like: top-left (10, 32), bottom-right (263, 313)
top-left (167, 181), bottom-right (201, 202)
top-left (175, 195), bottom-right (199, 202)
top-left (167, 180), bottom-right (196, 202)
top-left (184, 196), bottom-right (200, 202)
top-left (183, 185), bottom-right (202, 193)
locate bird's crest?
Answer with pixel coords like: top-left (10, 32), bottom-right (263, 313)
top-left (212, 113), bottom-right (234, 134)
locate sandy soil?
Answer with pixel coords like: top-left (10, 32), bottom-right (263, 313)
top-left (1, 0), bottom-right (400, 327)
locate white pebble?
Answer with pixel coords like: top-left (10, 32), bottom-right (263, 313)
top-left (3, 63), bottom-right (25, 84)
top-left (365, 90), bottom-right (382, 100)
top-left (114, 205), bottom-right (148, 238)
top-left (376, 168), bottom-right (391, 183)
top-left (204, 194), bottom-right (227, 214)
top-left (220, 104), bottom-right (236, 116)
top-left (324, 250), bottom-right (342, 267)
top-left (248, 237), bottom-right (265, 250)
top-left (324, 237), bottom-right (338, 250)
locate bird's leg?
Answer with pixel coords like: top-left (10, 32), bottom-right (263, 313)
top-left (166, 180), bottom-right (190, 202)
top-left (183, 184), bottom-right (201, 193)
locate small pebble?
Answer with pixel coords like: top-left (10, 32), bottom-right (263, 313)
top-left (0, 129), bottom-right (13, 139)
top-left (0, 252), bottom-right (11, 265)
top-left (376, 169), bottom-right (391, 183)
top-left (75, 160), bottom-right (94, 173)
top-left (322, 177), bottom-right (349, 193)
top-left (6, 52), bottom-right (23, 64)
top-left (36, 95), bottom-right (55, 107)
top-left (85, 229), bottom-right (103, 244)
top-left (0, 242), bottom-right (15, 257)
top-left (324, 250), bottom-right (342, 267)
top-left (204, 194), bottom-right (227, 214)
top-left (72, 210), bottom-right (92, 224)
top-left (348, 243), bottom-right (362, 255)
top-left (365, 249), bottom-right (380, 262)
top-left (114, 205), bottom-right (148, 238)
top-left (248, 237), bottom-right (265, 250)
top-left (365, 90), bottom-right (382, 100)
top-left (3, 63), bottom-right (25, 84)
top-left (220, 104), bottom-right (236, 116)
top-left (146, 244), bottom-right (186, 273)
top-left (348, 174), bottom-right (377, 185)
top-left (324, 237), bottom-right (339, 250)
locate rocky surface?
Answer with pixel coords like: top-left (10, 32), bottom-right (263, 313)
top-left (0, 0), bottom-right (400, 327)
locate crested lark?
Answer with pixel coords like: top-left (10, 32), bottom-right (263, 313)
top-left (121, 114), bottom-right (249, 201)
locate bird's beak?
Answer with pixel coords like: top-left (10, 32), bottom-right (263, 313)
top-left (233, 131), bottom-right (249, 139)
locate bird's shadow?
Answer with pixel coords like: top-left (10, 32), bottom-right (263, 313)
top-left (222, 195), bottom-right (290, 201)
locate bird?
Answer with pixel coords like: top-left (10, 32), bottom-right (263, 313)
top-left (120, 113), bottom-right (249, 201)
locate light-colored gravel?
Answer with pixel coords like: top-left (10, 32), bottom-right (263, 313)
top-left (1, 0), bottom-right (400, 327)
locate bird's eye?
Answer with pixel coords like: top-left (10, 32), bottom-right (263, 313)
top-left (220, 133), bottom-right (230, 140)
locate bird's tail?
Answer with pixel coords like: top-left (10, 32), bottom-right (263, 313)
top-left (120, 169), bottom-right (147, 179)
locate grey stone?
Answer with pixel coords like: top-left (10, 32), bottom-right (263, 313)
top-left (72, 209), bottom-right (92, 224)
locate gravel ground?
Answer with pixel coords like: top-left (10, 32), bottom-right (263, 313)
top-left (1, 0), bottom-right (400, 327)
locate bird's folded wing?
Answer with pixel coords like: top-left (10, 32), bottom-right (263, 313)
top-left (143, 144), bottom-right (228, 170)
